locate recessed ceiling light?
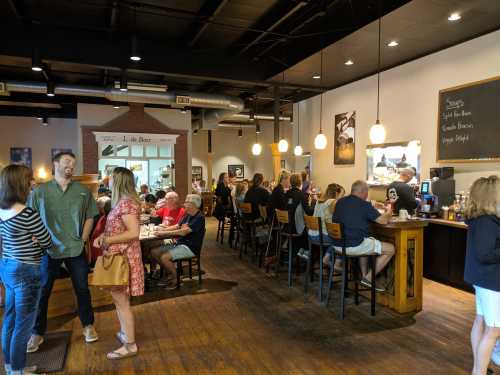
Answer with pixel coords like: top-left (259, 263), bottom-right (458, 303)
top-left (113, 104), bottom-right (120, 109)
top-left (345, 60), bottom-right (354, 66)
top-left (387, 40), bottom-right (399, 47)
top-left (130, 55), bottom-right (142, 62)
top-left (448, 12), bottom-right (461, 21)
top-left (32, 66), bottom-right (43, 72)
top-left (312, 74), bottom-right (321, 79)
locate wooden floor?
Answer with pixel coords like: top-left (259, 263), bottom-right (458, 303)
top-left (41, 218), bottom-right (483, 374)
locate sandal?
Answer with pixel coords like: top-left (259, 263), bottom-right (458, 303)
top-left (107, 343), bottom-right (138, 360)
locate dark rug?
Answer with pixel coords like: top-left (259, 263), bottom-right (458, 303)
top-left (26, 331), bottom-right (71, 373)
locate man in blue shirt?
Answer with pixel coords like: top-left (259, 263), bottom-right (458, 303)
top-left (332, 180), bottom-right (394, 290)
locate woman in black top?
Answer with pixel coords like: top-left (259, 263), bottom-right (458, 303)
top-left (464, 176), bottom-right (500, 375)
top-left (0, 165), bottom-right (52, 375)
top-left (214, 172), bottom-right (232, 220)
top-left (286, 173), bottom-right (314, 232)
top-left (244, 173), bottom-right (270, 220)
top-left (271, 170), bottom-right (290, 212)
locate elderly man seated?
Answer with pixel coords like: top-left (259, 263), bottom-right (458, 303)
top-left (151, 194), bottom-right (206, 289)
top-left (331, 180), bottom-right (395, 291)
top-left (154, 191), bottom-right (185, 226)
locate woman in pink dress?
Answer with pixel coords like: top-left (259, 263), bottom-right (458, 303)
top-left (94, 167), bottom-right (144, 360)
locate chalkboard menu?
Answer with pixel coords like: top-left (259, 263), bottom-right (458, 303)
top-left (437, 76), bottom-right (500, 162)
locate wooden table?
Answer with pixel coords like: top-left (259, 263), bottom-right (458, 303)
top-left (370, 219), bottom-right (428, 314)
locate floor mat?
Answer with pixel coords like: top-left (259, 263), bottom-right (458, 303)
top-left (26, 331), bottom-right (72, 373)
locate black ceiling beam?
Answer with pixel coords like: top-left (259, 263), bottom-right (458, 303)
top-left (108, 0), bottom-right (119, 40)
top-left (6, 0), bottom-right (26, 21)
top-left (237, 0), bottom-right (308, 55)
top-left (184, 0), bottom-right (230, 47)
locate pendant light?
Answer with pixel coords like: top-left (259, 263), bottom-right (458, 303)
top-left (277, 70), bottom-right (289, 153)
top-left (294, 103), bottom-right (303, 156)
top-left (130, 8), bottom-right (142, 61)
top-left (314, 49), bottom-right (327, 150)
top-left (252, 98), bottom-right (262, 155)
top-left (369, 7), bottom-right (386, 145)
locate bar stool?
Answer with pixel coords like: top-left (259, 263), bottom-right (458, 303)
top-left (324, 222), bottom-right (377, 319)
top-left (275, 209), bottom-right (302, 287)
top-left (238, 202), bottom-right (256, 259)
top-left (216, 208), bottom-right (232, 245)
top-left (303, 215), bottom-right (326, 302)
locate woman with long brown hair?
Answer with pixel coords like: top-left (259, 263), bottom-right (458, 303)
top-left (94, 167), bottom-right (144, 360)
top-left (0, 165), bottom-right (52, 375)
top-left (464, 176), bottom-right (500, 375)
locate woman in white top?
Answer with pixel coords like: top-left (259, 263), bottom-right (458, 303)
top-left (307, 183), bottom-right (345, 269)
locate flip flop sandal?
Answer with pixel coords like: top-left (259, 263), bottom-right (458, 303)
top-left (107, 344), bottom-right (138, 360)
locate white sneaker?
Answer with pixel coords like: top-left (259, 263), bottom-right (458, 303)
top-left (83, 325), bottom-right (99, 343)
top-left (491, 340), bottom-right (500, 365)
top-left (26, 334), bottom-right (44, 353)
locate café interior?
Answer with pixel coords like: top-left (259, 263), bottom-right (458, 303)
top-left (0, 0), bottom-right (500, 374)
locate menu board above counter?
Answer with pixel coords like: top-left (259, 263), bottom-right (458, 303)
top-left (437, 76), bottom-right (500, 162)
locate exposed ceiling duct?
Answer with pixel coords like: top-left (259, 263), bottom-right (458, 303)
top-left (228, 113), bottom-right (291, 122)
top-left (3, 81), bottom-right (244, 129)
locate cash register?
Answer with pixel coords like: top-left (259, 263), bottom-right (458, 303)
top-left (418, 168), bottom-right (455, 217)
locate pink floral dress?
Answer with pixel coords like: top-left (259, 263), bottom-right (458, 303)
top-left (104, 197), bottom-right (144, 296)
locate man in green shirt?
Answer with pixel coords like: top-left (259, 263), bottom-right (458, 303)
top-left (27, 152), bottom-right (99, 353)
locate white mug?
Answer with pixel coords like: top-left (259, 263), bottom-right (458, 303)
top-left (399, 209), bottom-right (409, 220)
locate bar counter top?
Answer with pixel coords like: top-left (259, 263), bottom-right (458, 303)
top-left (424, 218), bottom-right (468, 229)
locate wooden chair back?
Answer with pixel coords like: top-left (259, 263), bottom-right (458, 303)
top-left (239, 202), bottom-right (252, 214)
top-left (275, 209), bottom-right (289, 224)
top-left (303, 215), bottom-right (320, 231)
top-left (325, 222), bottom-right (343, 240)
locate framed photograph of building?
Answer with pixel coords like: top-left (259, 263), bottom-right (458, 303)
top-left (10, 147), bottom-right (32, 168)
top-left (334, 111), bottom-right (356, 165)
top-left (228, 164), bottom-right (244, 180)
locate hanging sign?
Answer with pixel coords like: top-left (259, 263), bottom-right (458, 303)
top-left (93, 132), bottom-right (179, 145)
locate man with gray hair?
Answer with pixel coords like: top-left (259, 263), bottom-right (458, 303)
top-left (331, 180), bottom-right (395, 291)
top-left (154, 191), bottom-right (185, 226)
top-left (151, 194), bottom-right (205, 289)
top-left (387, 167), bottom-right (419, 215)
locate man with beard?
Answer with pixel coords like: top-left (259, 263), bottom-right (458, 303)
top-left (27, 152), bottom-right (99, 352)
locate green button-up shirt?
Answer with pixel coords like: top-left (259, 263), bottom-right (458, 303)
top-left (29, 180), bottom-right (99, 259)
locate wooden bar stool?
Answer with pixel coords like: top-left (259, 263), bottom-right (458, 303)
top-left (238, 202), bottom-right (257, 260)
top-left (324, 222), bottom-right (377, 319)
top-left (275, 209), bottom-right (301, 287)
top-left (303, 215), bottom-right (326, 302)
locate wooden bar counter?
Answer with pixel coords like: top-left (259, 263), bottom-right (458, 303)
top-left (369, 219), bottom-right (428, 314)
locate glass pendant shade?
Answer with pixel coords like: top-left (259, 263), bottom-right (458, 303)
top-left (294, 145), bottom-right (303, 156)
top-left (278, 139), bottom-right (288, 153)
top-left (314, 132), bottom-right (327, 150)
top-left (252, 143), bottom-right (262, 155)
top-left (369, 120), bottom-right (386, 144)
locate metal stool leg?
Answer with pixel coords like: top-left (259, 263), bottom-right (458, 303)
top-left (370, 255), bottom-right (376, 316)
top-left (339, 255), bottom-right (347, 320)
top-left (318, 244), bottom-right (324, 302)
top-left (325, 253), bottom-right (335, 306)
top-left (287, 236), bottom-right (293, 287)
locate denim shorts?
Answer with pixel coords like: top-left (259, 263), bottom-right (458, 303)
top-left (333, 237), bottom-right (382, 256)
top-left (159, 242), bottom-right (195, 261)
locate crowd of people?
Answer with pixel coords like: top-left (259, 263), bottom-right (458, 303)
top-left (0, 153), bottom-right (499, 374)
top-left (0, 152), bottom-right (207, 374)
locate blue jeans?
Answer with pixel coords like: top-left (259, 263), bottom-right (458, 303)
top-left (1, 259), bottom-right (42, 372)
top-left (33, 252), bottom-right (94, 335)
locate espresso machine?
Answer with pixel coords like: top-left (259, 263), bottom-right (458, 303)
top-left (418, 168), bottom-right (455, 217)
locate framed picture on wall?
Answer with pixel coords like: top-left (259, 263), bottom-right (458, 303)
top-left (10, 147), bottom-right (32, 168)
top-left (334, 111), bottom-right (356, 165)
top-left (51, 148), bottom-right (72, 161)
top-left (228, 164), bottom-right (244, 180)
top-left (192, 166), bottom-right (203, 181)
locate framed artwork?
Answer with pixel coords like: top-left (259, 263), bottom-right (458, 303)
top-left (334, 111), bottom-right (356, 165)
top-left (51, 148), bottom-right (72, 161)
top-left (10, 147), bottom-right (32, 168)
top-left (192, 166), bottom-right (203, 181)
top-left (228, 164), bottom-right (244, 180)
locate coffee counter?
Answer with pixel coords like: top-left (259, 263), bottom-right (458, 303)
top-left (422, 218), bottom-right (471, 292)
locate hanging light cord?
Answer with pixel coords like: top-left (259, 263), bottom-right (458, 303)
top-left (376, 3), bottom-right (381, 122)
top-left (319, 49), bottom-right (323, 132)
top-left (297, 102), bottom-right (300, 145)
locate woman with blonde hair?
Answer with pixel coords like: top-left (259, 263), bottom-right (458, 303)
top-left (94, 167), bottom-right (144, 360)
top-left (463, 176), bottom-right (500, 375)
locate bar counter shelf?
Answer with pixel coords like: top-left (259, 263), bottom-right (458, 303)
top-left (369, 219), bottom-right (428, 314)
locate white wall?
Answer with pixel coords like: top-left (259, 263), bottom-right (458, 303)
top-left (191, 120), bottom-right (293, 183)
top-left (295, 29), bottom-right (500, 193)
top-left (0, 116), bottom-right (78, 177)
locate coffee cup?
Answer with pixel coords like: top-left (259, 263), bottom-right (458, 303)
top-left (399, 209), bottom-right (409, 220)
